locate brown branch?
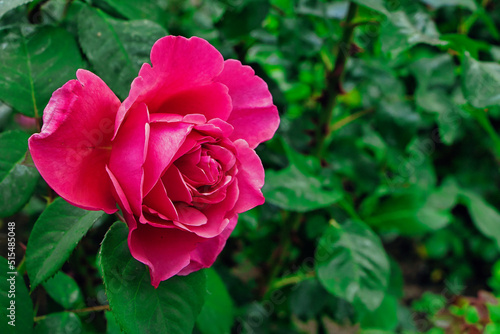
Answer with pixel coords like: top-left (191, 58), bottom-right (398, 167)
top-left (34, 305), bottom-right (110, 322)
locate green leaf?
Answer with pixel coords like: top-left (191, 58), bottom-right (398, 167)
top-left (99, 222), bottom-right (206, 334)
top-left (462, 54), bottom-right (500, 108)
top-left (105, 311), bottom-right (121, 334)
top-left (365, 192), bottom-right (451, 235)
top-left (427, 177), bottom-right (460, 212)
top-left (359, 294), bottom-right (398, 331)
top-left (263, 144), bottom-right (342, 212)
top-left (415, 89), bottom-right (464, 145)
top-left (380, 10), bottom-right (445, 58)
top-left (217, 0), bottom-right (270, 39)
top-left (441, 34), bottom-right (491, 58)
top-left (0, 257), bottom-right (33, 334)
top-left (387, 258), bottom-right (404, 299)
top-left (77, 5), bottom-right (167, 99)
top-left (411, 292), bottom-right (445, 315)
top-left (26, 198), bottom-right (104, 291)
top-left (0, 26), bottom-right (84, 117)
top-left (486, 324), bottom-right (500, 334)
top-left (460, 191), bottom-right (500, 248)
top-left (196, 268), bottom-right (234, 334)
top-left (420, 0), bottom-right (476, 10)
top-left (34, 312), bottom-right (82, 334)
top-left (410, 53), bottom-right (456, 89)
top-left (264, 165), bottom-right (343, 212)
top-left (315, 220), bottom-right (390, 310)
top-left (352, 0), bottom-right (389, 15)
top-left (0, 0), bottom-right (33, 19)
top-left (42, 271), bottom-right (84, 310)
top-left (97, 0), bottom-right (169, 25)
top-left (0, 131), bottom-right (28, 182)
top-left (289, 279), bottom-right (328, 320)
top-left (0, 130), bottom-right (39, 217)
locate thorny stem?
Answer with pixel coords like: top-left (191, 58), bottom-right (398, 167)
top-left (315, 2), bottom-right (359, 158)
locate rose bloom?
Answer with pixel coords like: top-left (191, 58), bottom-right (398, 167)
top-left (29, 36), bottom-right (279, 287)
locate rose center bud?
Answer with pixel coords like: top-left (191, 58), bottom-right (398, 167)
top-left (173, 142), bottom-right (236, 208)
top-left (142, 134), bottom-right (237, 230)
top-left (177, 148), bottom-right (220, 192)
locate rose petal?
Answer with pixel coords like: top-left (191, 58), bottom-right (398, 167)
top-left (106, 166), bottom-right (132, 214)
top-left (215, 59), bottom-right (280, 148)
top-left (143, 179), bottom-right (178, 221)
top-left (162, 165), bottom-right (193, 204)
top-left (127, 220), bottom-right (204, 288)
top-left (207, 118), bottom-right (234, 137)
top-left (184, 181), bottom-right (238, 238)
top-left (157, 83), bottom-right (232, 121)
top-left (143, 121), bottom-right (193, 195)
top-left (233, 139), bottom-right (265, 213)
top-left (175, 203), bottom-right (208, 227)
top-left (115, 36), bottom-right (224, 134)
top-left (108, 103), bottom-right (150, 216)
top-left (178, 215), bottom-right (237, 276)
top-left (29, 69), bottom-right (119, 213)
top-left (205, 144), bottom-right (236, 171)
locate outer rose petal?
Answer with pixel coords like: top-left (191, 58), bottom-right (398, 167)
top-left (178, 215), bottom-right (238, 276)
top-left (108, 103), bottom-right (150, 216)
top-left (157, 84), bottom-right (232, 121)
top-left (215, 59), bottom-right (280, 148)
top-left (29, 70), bottom-right (119, 213)
top-left (115, 36), bottom-right (225, 133)
top-left (127, 218), bottom-right (204, 288)
top-left (233, 139), bottom-right (265, 213)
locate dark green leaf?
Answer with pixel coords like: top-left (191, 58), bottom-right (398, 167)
top-left (410, 54), bottom-right (456, 89)
top-left (0, 0), bottom-right (33, 19)
top-left (78, 5), bottom-right (167, 98)
top-left (99, 222), bottom-right (206, 334)
top-left (0, 26), bottom-right (84, 117)
top-left (97, 0), bottom-right (169, 25)
top-left (315, 220), bottom-right (390, 310)
top-left (196, 268), bottom-right (234, 334)
top-left (34, 312), bottom-right (82, 334)
top-left (420, 0), bottom-right (476, 10)
top-left (359, 295), bottom-right (398, 331)
top-left (289, 279), bottom-right (328, 320)
top-left (0, 130), bottom-right (39, 217)
top-left (441, 34), bottom-right (490, 58)
top-left (380, 10), bottom-right (445, 58)
top-left (217, 0), bottom-right (270, 39)
top-left (352, 0), bottom-right (389, 15)
top-left (0, 257), bottom-right (33, 334)
top-left (366, 192), bottom-right (451, 235)
top-left (0, 131), bottom-right (29, 178)
top-left (264, 165), bottom-right (343, 212)
top-left (460, 191), bottom-right (500, 248)
top-left (42, 271), bottom-right (84, 310)
top-left (105, 311), bottom-right (121, 334)
top-left (264, 144), bottom-right (342, 212)
top-left (462, 54), bottom-right (500, 108)
top-left (26, 198), bottom-right (104, 290)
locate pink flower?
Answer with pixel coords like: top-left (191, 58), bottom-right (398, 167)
top-left (28, 36), bottom-right (279, 287)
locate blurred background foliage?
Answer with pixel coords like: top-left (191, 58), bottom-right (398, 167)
top-left (1, 0), bottom-right (500, 333)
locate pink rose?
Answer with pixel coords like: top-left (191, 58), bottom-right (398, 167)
top-left (29, 36), bottom-right (279, 287)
